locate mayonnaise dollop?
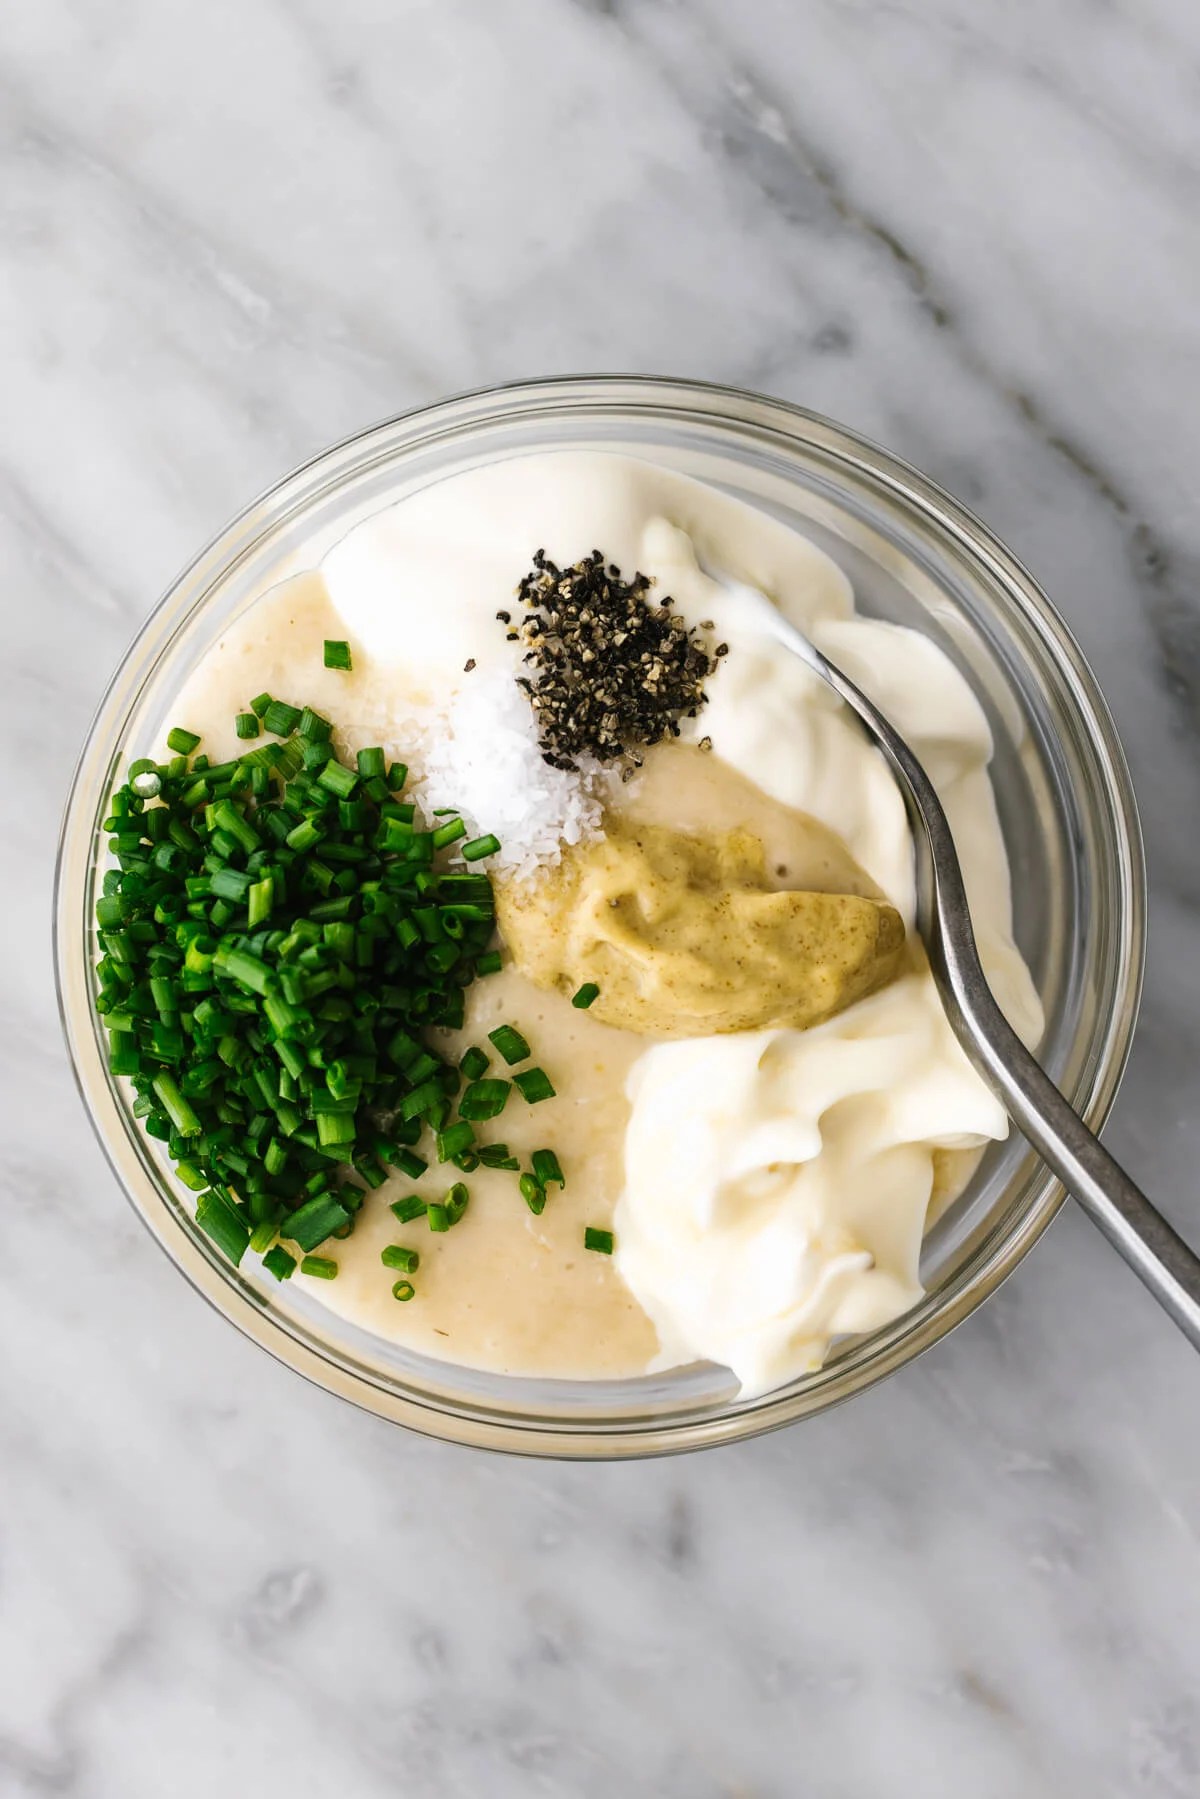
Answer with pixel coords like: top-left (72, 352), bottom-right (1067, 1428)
top-left (619, 974), bottom-right (1008, 1391)
top-left (322, 451), bottom-right (1043, 1396)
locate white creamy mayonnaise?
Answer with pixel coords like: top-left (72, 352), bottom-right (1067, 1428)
top-left (322, 451), bottom-right (1043, 1396)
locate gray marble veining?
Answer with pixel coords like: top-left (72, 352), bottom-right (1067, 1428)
top-left (4, 2), bottom-right (1200, 1794)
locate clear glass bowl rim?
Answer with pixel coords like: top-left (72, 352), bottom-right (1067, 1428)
top-left (54, 374), bottom-right (1147, 1459)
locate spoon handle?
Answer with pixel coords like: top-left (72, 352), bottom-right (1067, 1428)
top-left (936, 969), bottom-right (1200, 1352)
top-left (753, 599), bottom-right (1200, 1348)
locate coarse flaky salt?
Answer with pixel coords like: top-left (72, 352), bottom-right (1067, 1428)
top-left (406, 670), bottom-right (605, 882)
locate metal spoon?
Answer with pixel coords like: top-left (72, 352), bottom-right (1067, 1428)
top-left (738, 586), bottom-right (1200, 1350)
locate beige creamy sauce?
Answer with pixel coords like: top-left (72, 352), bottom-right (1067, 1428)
top-left (623, 745), bottom-right (880, 899)
top-left (169, 571), bottom-right (903, 1377)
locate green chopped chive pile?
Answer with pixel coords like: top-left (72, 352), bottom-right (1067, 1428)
top-left (92, 701), bottom-right (576, 1302)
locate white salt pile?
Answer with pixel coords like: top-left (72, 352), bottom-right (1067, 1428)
top-left (408, 671), bottom-right (604, 882)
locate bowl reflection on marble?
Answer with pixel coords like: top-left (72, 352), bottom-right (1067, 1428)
top-left (54, 377), bottom-right (1145, 1458)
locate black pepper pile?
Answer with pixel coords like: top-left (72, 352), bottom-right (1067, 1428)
top-left (499, 550), bottom-right (722, 775)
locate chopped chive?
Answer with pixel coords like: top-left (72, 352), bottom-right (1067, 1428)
top-left (531, 1149), bottom-right (565, 1189)
top-left (263, 700), bottom-right (301, 736)
top-left (300, 1255), bottom-right (338, 1279)
top-left (152, 1072), bottom-right (201, 1136)
top-left (166, 727), bottom-right (201, 755)
top-left (196, 1189), bottom-right (250, 1264)
top-left (427, 1203), bottom-right (449, 1233)
top-left (461, 833), bottom-right (500, 862)
top-left (214, 799), bottom-right (259, 853)
top-left (392, 1279), bottom-right (415, 1301)
top-left (108, 1043), bottom-right (141, 1077)
top-left (283, 1194), bottom-right (350, 1252)
top-left (401, 1047), bottom-right (438, 1082)
top-left (432, 817), bottom-right (467, 850)
top-left (353, 1154), bottom-right (387, 1191)
top-left (458, 1078), bottom-right (510, 1121)
top-left (250, 691), bottom-right (273, 717)
top-left (298, 707), bottom-right (333, 741)
top-left (436, 1120), bottom-right (475, 1163)
top-left (262, 1244), bottom-right (297, 1281)
top-left (475, 949), bottom-right (503, 976)
top-left (487, 1024), bottom-right (530, 1065)
top-left (386, 761), bottom-right (408, 790)
top-left (384, 1147), bottom-right (428, 1180)
top-left (437, 873), bottom-right (493, 902)
top-left (479, 1143), bottom-right (521, 1171)
top-left (316, 1111), bottom-right (356, 1149)
top-left (285, 817), bottom-right (323, 853)
top-left (381, 1245), bottom-right (420, 1274)
top-left (520, 1174), bottom-right (546, 1216)
top-left (247, 876), bottom-right (274, 928)
top-left (96, 895), bottom-right (127, 931)
top-left (317, 759), bottom-right (358, 800)
top-left (460, 1046), bottom-right (490, 1081)
top-left (209, 867), bottom-right (252, 904)
top-left (400, 1077), bottom-right (444, 1121)
top-left (584, 1227), bottom-right (614, 1254)
top-left (444, 1182), bottom-right (470, 1225)
top-left (572, 982), bottom-right (600, 1010)
top-left (213, 944), bottom-right (272, 994)
top-left (235, 712), bottom-right (261, 740)
top-left (249, 1217), bottom-right (279, 1254)
top-left (513, 1067), bottom-right (555, 1104)
top-left (324, 640), bottom-right (353, 671)
top-left (390, 1194), bottom-right (427, 1224)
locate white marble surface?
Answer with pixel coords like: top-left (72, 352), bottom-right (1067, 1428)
top-left (5, 2), bottom-right (1200, 1793)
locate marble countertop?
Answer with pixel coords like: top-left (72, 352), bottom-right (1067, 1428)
top-left (6, 2), bottom-right (1200, 1793)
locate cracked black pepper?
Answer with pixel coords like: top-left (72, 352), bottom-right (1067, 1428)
top-left (503, 550), bottom-right (718, 774)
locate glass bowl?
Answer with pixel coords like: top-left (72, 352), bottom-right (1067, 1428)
top-left (54, 376), bottom-right (1146, 1458)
